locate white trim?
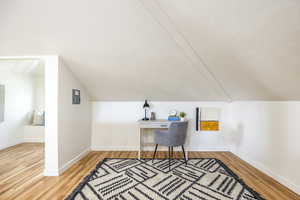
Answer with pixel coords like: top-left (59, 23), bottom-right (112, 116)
top-left (188, 147), bottom-right (230, 152)
top-left (58, 148), bottom-right (90, 175)
top-left (43, 169), bottom-right (59, 176)
top-left (0, 142), bottom-right (23, 151)
top-left (91, 146), bottom-right (139, 151)
top-left (23, 138), bottom-right (44, 143)
top-left (233, 151), bottom-right (300, 195)
top-left (91, 146), bottom-right (230, 152)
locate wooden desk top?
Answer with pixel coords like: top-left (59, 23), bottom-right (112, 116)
top-left (137, 119), bottom-right (171, 128)
top-left (137, 119), bottom-right (170, 123)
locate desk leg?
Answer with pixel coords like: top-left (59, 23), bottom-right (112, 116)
top-left (138, 128), bottom-right (141, 159)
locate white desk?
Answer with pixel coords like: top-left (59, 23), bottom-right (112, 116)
top-left (137, 120), bottom-right (188, 159)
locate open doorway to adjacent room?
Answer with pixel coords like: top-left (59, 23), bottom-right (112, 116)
top-left (0, 58), bottom-right (45, 180)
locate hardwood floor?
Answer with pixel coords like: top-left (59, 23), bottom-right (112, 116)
top-left (0, 143), bottom-right (299, 200)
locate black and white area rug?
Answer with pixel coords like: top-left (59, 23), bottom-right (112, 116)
top-left (66, 158), bottom-right (264, 200)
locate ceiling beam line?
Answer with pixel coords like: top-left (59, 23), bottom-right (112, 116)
top-left (138, 0), bottom-right (232, 102)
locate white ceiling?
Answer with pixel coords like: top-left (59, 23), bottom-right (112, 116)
top-left (0, 59), bottom-right (44, 76)
top-left (0, 0), bottom-right (299, 101)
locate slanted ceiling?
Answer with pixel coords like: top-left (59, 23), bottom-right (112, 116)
top-left (0, 0), bottom-right (299, 101)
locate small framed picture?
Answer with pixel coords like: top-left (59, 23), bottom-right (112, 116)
top-left (72, 89), bottom-right (81, 104)
top-left (196, 107), bottom-right (221, 131)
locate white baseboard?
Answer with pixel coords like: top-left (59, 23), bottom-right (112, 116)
top-left (23, 138), bottom-right (44, 143)
top-left (91, 146), bottom-right (230, 152)
top-left (0, 141), bottom-right (23, 151)
top-left (233, 151), bottom-right (300, 195)
top-left (91, 146), bottom-right (138, 151)
top-left (58, 147), bottom-right (90, 175)
top-left (188, 147), bottom-right (230, 152)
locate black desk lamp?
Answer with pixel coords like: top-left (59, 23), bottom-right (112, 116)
top-left (142, 100), bottom-right (150, 121)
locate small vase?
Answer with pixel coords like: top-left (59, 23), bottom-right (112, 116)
top-left (180, 117), bottom-right (185, 121)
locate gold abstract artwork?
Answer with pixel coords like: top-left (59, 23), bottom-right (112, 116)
top-left (200, 121), bottom-right (219, 131)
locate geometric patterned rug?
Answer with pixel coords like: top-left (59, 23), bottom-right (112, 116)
top-left (66, 158), bottom-right (264, 200)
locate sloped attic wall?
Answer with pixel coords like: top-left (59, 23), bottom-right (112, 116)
top-left (158, 0), bottom-right (300, 101)
top-left (0, 0), bottom-right (299, 101)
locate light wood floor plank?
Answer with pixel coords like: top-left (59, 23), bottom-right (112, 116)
top-left (0, 143), bottom-right (299, 200)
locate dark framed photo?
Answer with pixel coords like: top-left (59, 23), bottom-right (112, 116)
top-left (72, 89), bottom-right (81, 104)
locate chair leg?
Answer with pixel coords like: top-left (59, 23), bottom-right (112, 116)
top-left (171, 146), bottom-right (173, 159)
top-left (181, 145), bottom-right (187, 165)
top-left (152, 144), bottom-right (158, 163)
top-left (168, 146), bottom-right (171, 171)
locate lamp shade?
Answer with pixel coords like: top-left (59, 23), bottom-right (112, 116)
top-left (143, 100), bottom-right (150, 108)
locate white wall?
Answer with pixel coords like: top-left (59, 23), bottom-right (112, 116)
top-left (0, 85), bottom-right (4, 122)
top-left (23, 125), bottom-right (44, 143)
top-left (33, 76), bottom-right (45, 111)
top-left (230, 101), bottom-right (300, 194)
top-left (23, 75), bottom-right (45, 143)
top-left (44, 56), bottom-right (60, 176)
top-left (91, 101), bottom-right (231, 151)
top-left (57, 61), bottom-right (91, 174)
top-left (0, 65), bottom-right (34, 150)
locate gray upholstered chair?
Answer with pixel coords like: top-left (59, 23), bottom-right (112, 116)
top-left (152, 121), bottom-right (188, 170)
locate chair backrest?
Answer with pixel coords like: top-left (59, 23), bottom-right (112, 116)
top-left (154, 121), bottom-right (188, 146)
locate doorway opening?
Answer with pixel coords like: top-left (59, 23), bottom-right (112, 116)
top-left (0, 58), bottom-right (45, 180)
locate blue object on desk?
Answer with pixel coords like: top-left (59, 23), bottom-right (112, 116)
top-left (168, 116), bottom-right (180, 121)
